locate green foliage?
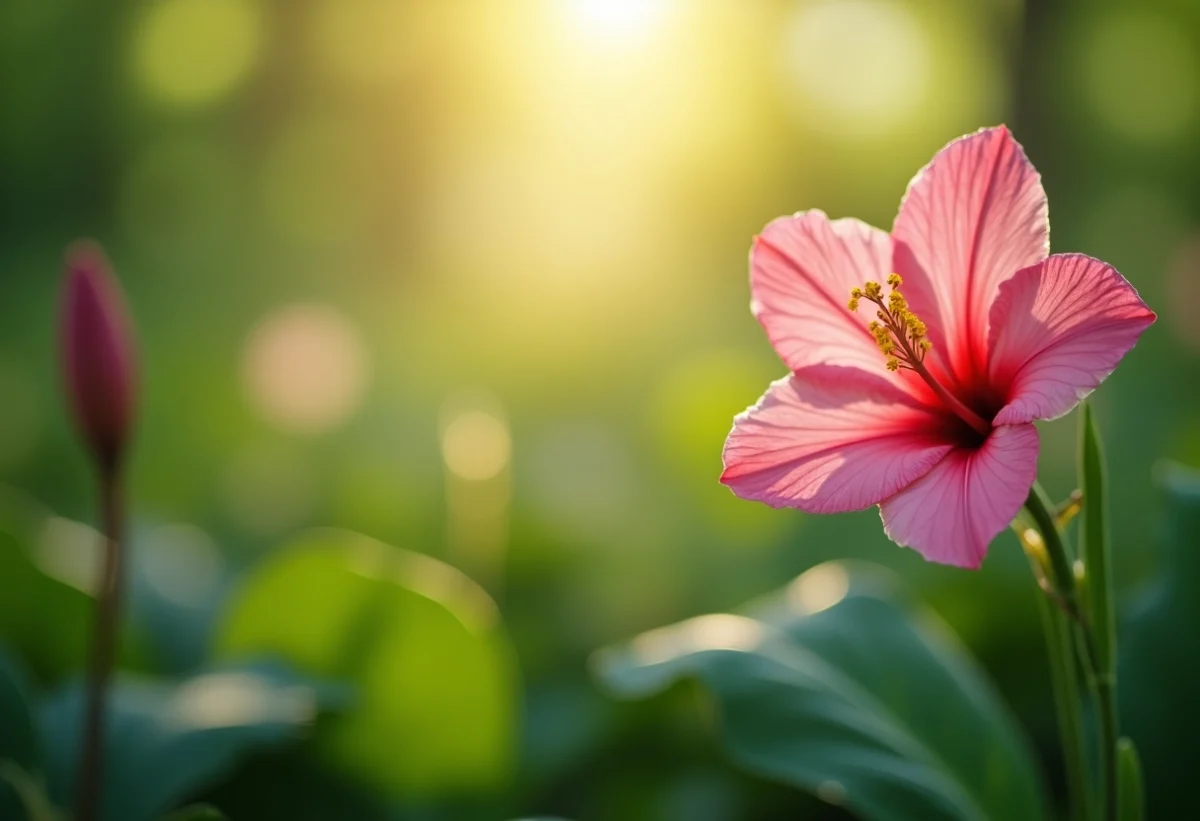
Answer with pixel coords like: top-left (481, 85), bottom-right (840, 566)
top-left (1116, 738), bottom-right (1143, 821)
top-left (159, 804), bottom-right (228, 821)
top-left (593, 563), bottom-right (1047, 821)
top-left (36, 663), bottom-right (341, 821)
top-left (1119, 462), bottom-right (1200, 818)
top-left (215, 529), bottom-right (519, 799)
top-left (0, 491), bottom-right (91, 681)
top-left (0, 645), bottom-right (37, 771)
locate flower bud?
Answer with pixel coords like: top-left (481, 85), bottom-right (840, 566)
top-left (59, 241), bottom-right (138, 472)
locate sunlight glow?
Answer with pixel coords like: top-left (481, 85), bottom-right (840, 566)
top-left (782, 0), bottom-right (931, 136)
top-left (566, 0), bottom-right (668, 46)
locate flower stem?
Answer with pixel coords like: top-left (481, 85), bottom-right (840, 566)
top-left (1022, 484), bottom-right (1092, 821)
top-left (1034, 585), bottom-right (1091, 821)
top-left (74, 464), bottom-right (125, 821)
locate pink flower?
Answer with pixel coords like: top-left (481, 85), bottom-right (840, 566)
top-left (60, 241), bottom-right (138, 473)
top-left (720, 127), bottom-right (1155, 568)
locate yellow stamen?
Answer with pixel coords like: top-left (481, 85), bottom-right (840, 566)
top-left (885, 357), bottom-right (900, 371)
top-left (847, 297), bottom-right (859, 311)
top-left (887, 273), bottom-right (903, 289)
top-left (863, 281), bottom-right (882, 299)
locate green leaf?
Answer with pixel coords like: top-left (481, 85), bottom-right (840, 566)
top-left (158, 804), bottom-right (228, 821)
top-left (1119, 462), bottom-right (1200, 816)
top-left (214, 529), bottom-right (518, 799)
top-left (1080, 403), bottom-right (1114, 677)
top-left (0, 645), bottom-right (37, 770)
top-left (593, 562), bottom-right (1047, 821)
top-left (36, 662), bottom-right (340, 821)
top-left (1117, 738), bottom-right (1143, 821)
top-left (0, 760), bottom-right (60, 821)
top-left (0, 490), bottom-right (92, 681)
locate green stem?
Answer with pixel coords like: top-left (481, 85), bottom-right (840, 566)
top-left (75, 464), bottom-right (125, 821)
top-left (1017, 504), bottom-right (1094, 820)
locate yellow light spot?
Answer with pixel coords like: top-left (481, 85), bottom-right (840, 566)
top-left (132, 0), bottom-right (261, 107)
top-left (36, 517), bottom-right (102, 595)
top-left (442, 411), bottom-right (511, 482)
top-left (787, 562), bottom-right (850, 615)
top-left (242, 304), bottom-right (369, 434)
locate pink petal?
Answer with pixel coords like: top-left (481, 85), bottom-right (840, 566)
top-left (892, 126), bottom-right (1049, 384)
top-left (721, 366), bottom-right (954, 514)
top-left (752, 210), bottom-right (898, 379)
top-left (879, 423), bottom-right (1039, 569)
top-left (988, 253), bottom-right (1156, 425)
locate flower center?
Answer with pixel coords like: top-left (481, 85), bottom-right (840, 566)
top-left (848, 274), bottom-right (991, 438)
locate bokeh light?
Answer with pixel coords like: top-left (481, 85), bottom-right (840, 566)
top-left (242, 304), bottom-right (369, 435)
top-left (132, 0), bottom-right (262, 108)
top-left (441, 410), bottom-right (511, 483)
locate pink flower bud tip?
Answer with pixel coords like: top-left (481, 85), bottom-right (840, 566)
top-left (59, 241), bottom-right (138, 472)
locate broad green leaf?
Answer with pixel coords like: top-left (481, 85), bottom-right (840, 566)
top-left (593, 562), bottom-right (1047, 821)
top-left (0, 761), bottom-right (60, 821)
top-left (37, 662), bottom-right (341, 821)
top-left (0, 644), bottom-right (37, 770)
top-left (215, 529), bottom-right (518, 798)
top-left (1117, 738), bottom-right (1143, 821)
top-left (1119, 462), bottom-right (1200, 817)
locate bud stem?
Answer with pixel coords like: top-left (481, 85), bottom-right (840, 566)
top-left (74, 464), bottom-right (125, 821)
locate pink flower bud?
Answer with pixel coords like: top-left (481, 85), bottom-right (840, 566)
top-left (59, 241), bottom-right (138, 472)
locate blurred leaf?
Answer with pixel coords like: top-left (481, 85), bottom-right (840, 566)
top-left (0, 644), bottom-right (37, 770)
top-left (0, 490), bottom-right (91, 681)
top-left (1117, 737), bottom-right (1143, 821)
top-left (159, 804), bottom-right (228, 821)
top-left (592, 562), bottom-right (1047, 821)
top-left (215, 529), bottom-right (518, 799)
top-left (1119, 462), bottom-right (1200, 817)
top-left (1080, 403), bottom-right (1114, 677)
top-left (37, 662), bottom-right (340, 821)
top-left (0, 760), bottom-right (59, 821)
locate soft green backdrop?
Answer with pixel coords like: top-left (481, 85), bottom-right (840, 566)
top-left (1, 0), bottom-right (1197, 819)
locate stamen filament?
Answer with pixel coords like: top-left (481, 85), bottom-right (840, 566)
top-left (848, 276), bottom-right (992, 438)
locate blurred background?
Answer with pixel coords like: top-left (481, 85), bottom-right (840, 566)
top-left (1, 0), bottom-right (1198, 819)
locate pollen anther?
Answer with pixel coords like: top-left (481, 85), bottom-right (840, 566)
top-left (847, 274), bottom-right (932, 373)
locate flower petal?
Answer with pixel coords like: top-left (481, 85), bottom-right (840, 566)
top-left (752, 210), bottom-right (896, 378)
top-left (879, 423), bottom-right (1039, 569)
top-left (892, 126), bottom-right (1049, 383)
top-left (988, 253), bottom-right (1156, 425)
top-left (721, 365), bottom-right (954, 514)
